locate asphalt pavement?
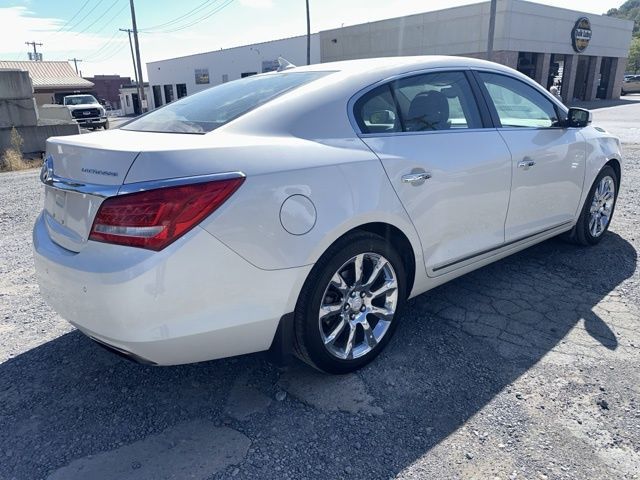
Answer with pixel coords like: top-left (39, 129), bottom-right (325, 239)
top-left (0, 101), bottom-right (639, 480)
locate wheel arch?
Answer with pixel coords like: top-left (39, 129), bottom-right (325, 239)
top-left (605, 157), bottom-right (622, 192)
top-left (316, 221), bottom-right (417, 299)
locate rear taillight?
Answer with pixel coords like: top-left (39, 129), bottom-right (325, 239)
top-left (89, 177), bottom-right (244, 251)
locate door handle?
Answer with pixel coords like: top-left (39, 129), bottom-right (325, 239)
top-left (518, 160), bottom-right (536, 170)
top-left (401, 172), bottom-right (432, 184)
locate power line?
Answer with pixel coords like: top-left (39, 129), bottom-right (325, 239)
top-left (88, 42), bottom-right (128, 62)
top-left (139, 0), bottom-right (214, 32)
top-left (25, 41), bottom-right (43, 61)
top-left (51, 0), bottom-right (91, 34)
top-left (68, 57), bottom-right (83, 73)
top-left (85, 32), bottom-right (127, 61)
top-left (84, 30), bottom-right (123, 59)
top-left (68, 0), bottom-right (106, 32)
top-left (146, 0), bottom-right (235, 34)
top-left (92, 2), bottom-right (129, 35)
top-left (75, 0), bottom-right (123, 36)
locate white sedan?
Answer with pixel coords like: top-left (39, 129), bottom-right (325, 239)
top-left (33, 56), bottom-right (622, 374)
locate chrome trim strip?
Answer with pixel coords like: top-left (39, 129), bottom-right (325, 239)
top-left (41, 171), bottom-right (247, 198)
top-left (42, 175), bottom-right (119, 198)
top-left (118, 172), bottom-right (246, 195)
top-left (431, 220), bottom-right (574, 273)
top-left (358, 127), bottom-right (495, 139)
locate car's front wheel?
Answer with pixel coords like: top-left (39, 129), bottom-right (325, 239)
top-left (570, 165), bottom-right (618, 245)
top-left (293, 232), bottom-right (406, 374)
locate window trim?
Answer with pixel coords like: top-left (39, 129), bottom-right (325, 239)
top-left (348, 67), bottom-right (494, 137)
top-left (471, 69), bottom-right (569, 131)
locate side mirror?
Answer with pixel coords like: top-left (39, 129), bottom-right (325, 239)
top-left (369, 110), bottom-right (396, 125)
top-left (567, 107), bottom-right (592, 128)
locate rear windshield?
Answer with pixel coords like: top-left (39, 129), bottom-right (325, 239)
top-left (122, 71), bottom-right (330, 134)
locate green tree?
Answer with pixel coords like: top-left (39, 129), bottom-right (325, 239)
top-left (606, 1), bottom-right (640, 37)
top-left (629, 37), bottom-right (640, 73)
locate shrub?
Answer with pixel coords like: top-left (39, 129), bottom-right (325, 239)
top-left (0, 127), bottom-right (29, 172)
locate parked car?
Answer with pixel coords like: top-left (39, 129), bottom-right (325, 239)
top-left (621, 75), bottom-right (640, 95)
top-left (62, 94), bottom-right (108, 130)
top-left (34, 56), bottom-right (622, 373)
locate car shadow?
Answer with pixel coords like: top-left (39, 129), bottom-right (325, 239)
top-left (0, 233), bottom-right (636, 479)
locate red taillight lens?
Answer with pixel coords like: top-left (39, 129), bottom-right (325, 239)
top-left (89, 177), bottom-right (244, 251)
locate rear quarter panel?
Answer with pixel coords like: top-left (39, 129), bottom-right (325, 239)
top-left (579, 126), bottom-right (623, 209)
top-left (199, 154), bottom-right (425, 279)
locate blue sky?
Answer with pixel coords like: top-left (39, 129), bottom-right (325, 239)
top-left (0, 0), bottom-right (626, 78)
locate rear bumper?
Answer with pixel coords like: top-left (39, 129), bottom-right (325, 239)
top-left (33, 213), bottom-right (310, 365)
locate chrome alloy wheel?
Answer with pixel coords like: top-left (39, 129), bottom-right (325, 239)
top-left (589, 175), bottom-right (616, 238)
top-left (318, 253), bottom-right (398, 360)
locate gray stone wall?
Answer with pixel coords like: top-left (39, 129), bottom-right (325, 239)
top-left (0, 70), bottom-right (79, 154)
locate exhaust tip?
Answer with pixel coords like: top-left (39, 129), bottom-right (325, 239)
top-left (89, 336), bottom-right (158, 366)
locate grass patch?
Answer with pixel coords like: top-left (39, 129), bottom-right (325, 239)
top-left (1, 149), bottom-right (30, 172)
top-left (0, 127), bottom-right (31, 172)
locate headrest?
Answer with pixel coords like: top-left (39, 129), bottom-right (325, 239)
top-left (406, 90), bottom-right (450, 131)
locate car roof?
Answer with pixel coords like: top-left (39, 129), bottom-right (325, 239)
top-left (291, 55), bottom-right (516, 81)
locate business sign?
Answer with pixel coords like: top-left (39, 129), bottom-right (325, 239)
top-left (194, 68), bottom-right (210, 84)
top-left (572, 17), bottom-right (592, 53)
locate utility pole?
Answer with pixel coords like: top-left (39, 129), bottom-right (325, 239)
top-left (305, 0), bottom-right (311, 65)
top-left (486, 0), bottom-right (497, 61)
top-left (25, 41), bottom-right (43, 61)
top-left (128, 0), bottom-right (146, 112)
top-left (68, 58), bottom-right (83, 74)
top-left (119, 28), bottom-right (139, 86)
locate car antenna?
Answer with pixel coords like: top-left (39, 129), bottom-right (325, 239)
top-left (277, 57), bottom-right (296, 71)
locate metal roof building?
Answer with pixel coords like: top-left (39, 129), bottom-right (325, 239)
top-left (0, 61), bottom-right (94, 105)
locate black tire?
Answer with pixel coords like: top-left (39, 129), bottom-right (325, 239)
top-left (621, 90), bottom-right (627, 96)
top-left (569, 165), bottom-right (618, 246)
top-left (293, 231), bottom-right (407, 374)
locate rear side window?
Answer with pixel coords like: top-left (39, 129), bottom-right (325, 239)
top-left (353, 71), bottom-right (482, 134)
top-left (123, 72), bottom-right (330, 134)
top-left (392, 71), bottom-right (482, 131)
top-left (353, 85), bottom-right (400, 134)
top-left (479, 72), bottom-right (561, 128)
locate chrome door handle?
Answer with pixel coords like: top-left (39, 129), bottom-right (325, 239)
top-left (401, 172), bottom-right (432, 184)
top-left (518, 160), bottom-right (536, 170)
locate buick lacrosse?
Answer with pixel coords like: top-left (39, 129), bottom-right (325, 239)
top-left (33, 56), bottom-right (622, 373)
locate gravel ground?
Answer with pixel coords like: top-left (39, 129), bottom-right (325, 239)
top-left (1, 144), bottom-right (639, 480)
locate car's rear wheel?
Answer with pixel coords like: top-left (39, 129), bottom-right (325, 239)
top-left (293, 232), bottom-right (406, 374)
top-left (570, 165), bottom-right (618, 245)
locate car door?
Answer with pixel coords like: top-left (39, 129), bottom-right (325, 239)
top-left (631, 76), bottom-right (640, 93)
top-left (475, 71), bottom-right (586, 242)
top-left (354, 70), bottom-right (513, 275)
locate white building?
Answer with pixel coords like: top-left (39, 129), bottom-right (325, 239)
top-left (146, 0), bottom-right (634, 108)
top-left (119, 83), bottom-right (150, 115)
top-left (146, 34), bottom-right (320, 109)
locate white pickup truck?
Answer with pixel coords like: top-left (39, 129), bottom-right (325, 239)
top-left (63, 94), bottom-right (108, 130)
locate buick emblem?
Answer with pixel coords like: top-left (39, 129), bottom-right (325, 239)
top-left (40, 155), bottom-right (54, 183)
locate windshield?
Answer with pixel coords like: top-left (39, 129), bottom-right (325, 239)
top-left (65, 95), bottom-right (98, 105)
top-left (122, 71), bottom-right (330, 134)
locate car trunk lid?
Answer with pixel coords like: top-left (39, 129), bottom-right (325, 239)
top-left (42, 129), bottom-right (240, 252)
top-left (43, 132), bottom-right (142, 252)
